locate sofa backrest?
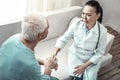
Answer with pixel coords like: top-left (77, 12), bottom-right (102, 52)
top-left (43, 6), bottom-right (82, 41)
top-left (0, 22), bottom-right (21, 46)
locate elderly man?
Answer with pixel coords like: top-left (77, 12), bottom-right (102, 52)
top-left (0, 14), bottom-right (58, 80)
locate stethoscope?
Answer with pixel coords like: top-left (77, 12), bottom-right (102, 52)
top-left (73, 21), bottom-right (101, 80)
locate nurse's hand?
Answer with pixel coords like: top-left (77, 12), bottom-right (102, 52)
top-left (73, 64), bottom-right (87, 76)
top-left (44, 56), bottom-right (58, 75)
top-left (51, 54), bottom-right (58, 71)
top-left (73, 61), bottom-right (93, 76)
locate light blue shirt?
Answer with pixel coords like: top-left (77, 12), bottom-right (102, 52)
top-left (55, 17), bottom-right (107, 79)
top-left (0, 34), bottom-right (56, 80)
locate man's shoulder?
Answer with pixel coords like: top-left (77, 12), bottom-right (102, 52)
top-left (1, 33), bottom-right (20, 47)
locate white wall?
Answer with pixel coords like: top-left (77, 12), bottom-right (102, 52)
top-left (99, 0), bottom-right (120, 33)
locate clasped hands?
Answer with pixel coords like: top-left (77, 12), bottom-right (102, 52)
top-left (44, 55), bottom-right (58, 71)
top-left (38, 54), bottom-right (58, 75)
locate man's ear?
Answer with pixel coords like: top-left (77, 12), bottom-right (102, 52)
top-left (38, 33), bottom-right (42, 40)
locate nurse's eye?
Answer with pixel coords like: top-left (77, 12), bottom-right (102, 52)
top-left (87, 14), bottom-right (91, 16)
top-left (82, 12), bottom-right (85, 15)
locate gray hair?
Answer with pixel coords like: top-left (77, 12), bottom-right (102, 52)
top-left (21, 14), bottom-right (48, 41)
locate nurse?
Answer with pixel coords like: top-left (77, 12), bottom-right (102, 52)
top-left (53, 0), bottom-right (107, 80)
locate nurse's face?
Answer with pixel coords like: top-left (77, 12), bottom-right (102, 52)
top-left (82, 5), bottom-right (100, 25)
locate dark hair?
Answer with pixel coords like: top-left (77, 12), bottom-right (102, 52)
top-left (85, 0), bottom-right (103, 23)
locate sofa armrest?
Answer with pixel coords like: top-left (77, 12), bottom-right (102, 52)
top-left (100, 53), bottom-right (112, 68)
top-left (104, 32), bottom-right (115, 55)
top-left (100, 32), bottom-right (114, 68)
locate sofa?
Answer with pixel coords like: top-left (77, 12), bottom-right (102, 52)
top-left (35, 6), bottom-right (115, 79)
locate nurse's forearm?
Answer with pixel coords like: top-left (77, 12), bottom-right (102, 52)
top-left (38, 59), bottom-right (44, 65)
top-left (83, 61), bottom-right (93, 68)
top-left (53, 47), bottom-right (61, 56)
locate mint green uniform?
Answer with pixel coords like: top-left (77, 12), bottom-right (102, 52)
top-left (0, 34), bottom-right (58, 80)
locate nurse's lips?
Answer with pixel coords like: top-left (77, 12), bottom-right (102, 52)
top-left (83, 20), bottom-right (88, 23)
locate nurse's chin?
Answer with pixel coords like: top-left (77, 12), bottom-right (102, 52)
top-left (82, 19), bottom-right (88, 22)
top-left (83, 20), bottom-right (89, 24)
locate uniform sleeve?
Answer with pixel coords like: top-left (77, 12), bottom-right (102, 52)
top-left (55, 17), bottom-right (80, 49)
top-left (90, 26), bottom-right (107, 64)
top-left (42, 75), bottom-right (51, 80)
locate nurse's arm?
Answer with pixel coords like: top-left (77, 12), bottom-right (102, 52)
top-left (83, 61), bottom-right (93, 68)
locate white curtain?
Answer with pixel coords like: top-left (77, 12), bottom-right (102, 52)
top-left (26, 0), bottom-right (71, 14)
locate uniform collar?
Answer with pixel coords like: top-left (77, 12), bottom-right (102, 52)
top-left (91, 21), bottom-right (99, 34)
top-left (82, 21), bottom-right (99, 34)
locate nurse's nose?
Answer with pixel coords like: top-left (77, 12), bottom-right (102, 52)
top-left (82, 14), bottom-right (87, 20)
